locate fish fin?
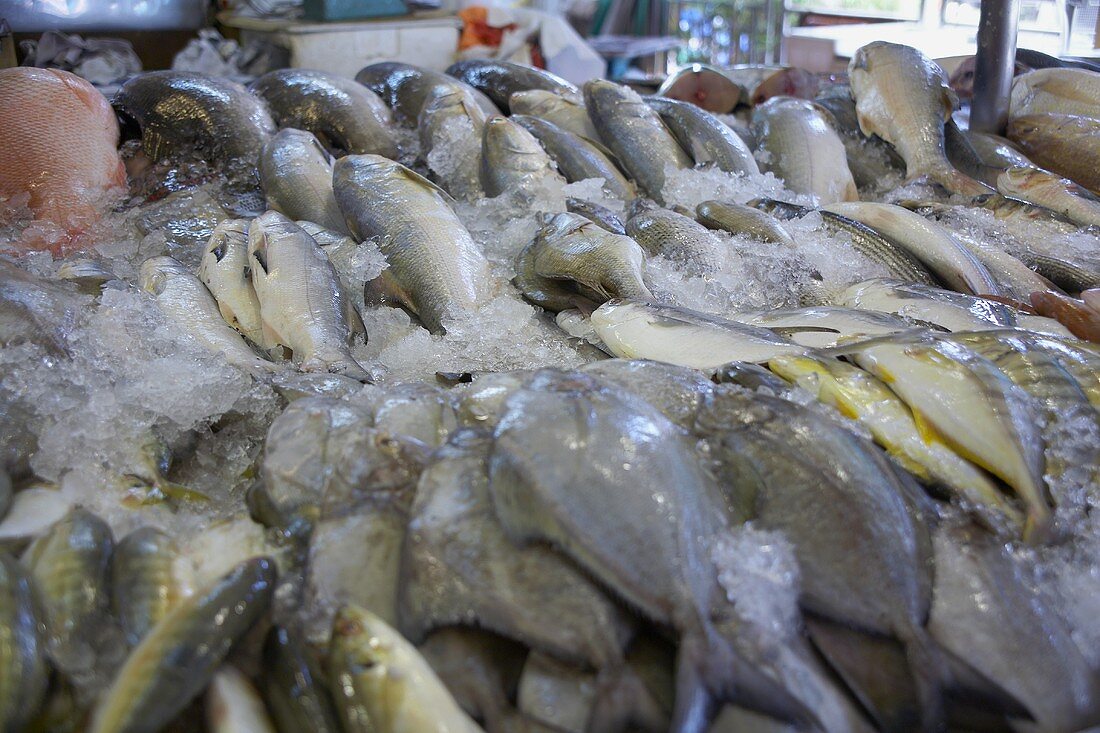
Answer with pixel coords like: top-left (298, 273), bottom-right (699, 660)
top-left (587, 666), bottom-right (668, 733)
top-left (923, 166), bottom-right (993, 197)
top-left (805, 615), bottom-right (922, 733)
top-left (343, 297), bottom-right (367, 344)
top-left (261, 321), bottom-right (285, 350)
top-left (399, 165), bottom-right (458, 206)
top-left (683, 628), bottom-right (820, 732)
top-left (365, 270), bottom-right (418, 316)
top-left (1031, 290), bottom-right (1100, 342)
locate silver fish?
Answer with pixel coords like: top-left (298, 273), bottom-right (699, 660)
top-left (197, 218), bottom-right (272, 350)
top-left (751, 97), bottom-right (858, 204)
top-left (590, 299), bottom-right (806, 369)
top-left (508, 89), bottom-right (601, 141)
top-left (625, 200), bottom-right (725, 273)
top-left (355, 61), bottom-right (500, 121)
top-left (90, 557), bottom-right (276, 733)
top-left (488, 371), bottom-right (817, 733)
top-left (446, 59), bottom-right (577, 112)
top-left (418, 84), bottom-right (487, 202)
top-left (333, 155), bottom-right (492, 333)
top-left (996, 166), bottom-right (1100, 228)
top-left (516, 212), bottom-right (653, 307)
top-left (848, 42), bottom-right (989, 195)
top-left (696, 200), bottom-right (795, 246)
top-left (112, 71), bottom-right (275, 178)
top-left (512, 115), bottom-right (634, 199)
top-left (258, 128), bottom-right (349, 235)
top-left (248, 211), bottom-right (371, 380)
top-left (249, 68), bottom-right (396, 157)
top-left (479, 116), bottom-right (565, 198)
top-left (566, 197), bottom-right (626, 234)
top-left (140, 255), bottom-right (275, 376)
top-left (644, 96), bottom-right (759, 175)
top-left (584, 80), bottom-right (692, 204)
top-left (0, 551), bottom-right (49, 732)
top-left (837, 279), bottom-right (1015, 331)
top-left (823, 201), bottom-right (999, 295)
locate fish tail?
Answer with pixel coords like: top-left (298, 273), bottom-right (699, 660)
top-left (673, 628), bottom-right (819, 733)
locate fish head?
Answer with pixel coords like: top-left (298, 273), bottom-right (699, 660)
top-left (138, 255), bottom-right (187, 296)
top-left (201, 218), bottom-right (250, 270)
top-left (482, 116), bottom-right (548, 169)
top-left (422, 82), bottom-right (472, 115)
top-left (332, 605), bottom-right (404, 688)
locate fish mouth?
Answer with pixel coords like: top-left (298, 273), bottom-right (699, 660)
top-left (113, 105), bottom-right (143, 145)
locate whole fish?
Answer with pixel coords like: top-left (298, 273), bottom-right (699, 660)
top-left (826, 333), bottom-right (1052, 542)
top-left (0, 552), bottom-right (49, 733)
top-left (928, 525), bottom-right (1100, 732)
top-left (584, 80), bottom-right (692, 203)
top-left (735, 305), bottom-right (913, 348)
top-left (140, 256), bottom-right (275, 376)
top-left (207, 667), bottom-right (277, 733)
top-left (488, 371), bottom-right (816, 733)
top-left (479, 116), bottom-right (565, 198)
top-left (261, 626), bottom-right (343, 733)
top-left (197, 219), bottom-right (271, 350)
top-left (355, 62), bottom-right (500, 121)
top-left (516, 212), bottom-right (653, 306)
top-left (248, 211), bottom-right (371, 380)
top-left (997, 166), bottom-right (1100, 227)
top-left (768, 353), bottom-right (1022, 533)
top-left (258, 128), bottom-right (349, 235)
top-left (590, 299), bottom-right (806, 370)
top-left (112, 71), bottom-right (275, 177)
top-left (333, 155), bottom-right (492, 333)
top-left (625, 200), bottom-right (724, 273)
top-left (837, 278), bottom-right (1015, 331)
top-left (848, 42), bottom-right (989, 195)
top-left (23, 508), bottom-right (114, 672)
top-left (694, 387), bottom-right (949, 731)
top-left (512, 115), bottom-right (634, 199)
top-left (329, 604), bottom-right (485, 733)
top-left (1007, 113), bottom-right (1100, 193)
top-left (418, 84), bottom-right (487, 201)
top-left (754, 199), bottom-right (937, 284)
top-left (508, 89), bottom-right (601, 141)
top-left (401, 430), bottom-right (637, 683)
top-left (111, 527), bottom-right (194, 647)
top-left (751, 97), bottom-right (858, 204)
top-left (90, 557), bottom-right (276, 733)
top-left (0, 67), bottom-right (126, 248)
top-left (446, 59), bottom-right (577, 112)
top-left (823, 201), bottom-right (999, 295)
top-left (644, 96), bottom-right (759, 175)
top-left (696, 200), bottom-right (795, 246)
top-left (566, 197), bottom-right (626, 234)
top-left (1009, 67), bottom-right (1100, 119)
top-left (249, 69), bottom-right (396, 158)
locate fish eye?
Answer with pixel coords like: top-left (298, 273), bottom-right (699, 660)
top-left (211, 242), bottom-right (227, 262)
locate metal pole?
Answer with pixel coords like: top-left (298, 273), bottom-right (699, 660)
top-left (970, 0), bottom-right (1021, 135)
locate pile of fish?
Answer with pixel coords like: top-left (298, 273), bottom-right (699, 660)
top-left (1, 38), bottom-right (1100, 733)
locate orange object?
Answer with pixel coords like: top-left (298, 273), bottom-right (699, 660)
top-left (458, 6), bottom-right (517, 51)
top-left (0, 67), bottom-right (126, 252)
top-left (1030, 290), bottom-right (1100, 343)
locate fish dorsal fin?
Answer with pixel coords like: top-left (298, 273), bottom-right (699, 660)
top-left (398, 164), bottom-right (457, 206)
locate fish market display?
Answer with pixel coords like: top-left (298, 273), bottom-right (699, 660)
top-left (0, 41), bottom-right (1099, 733)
